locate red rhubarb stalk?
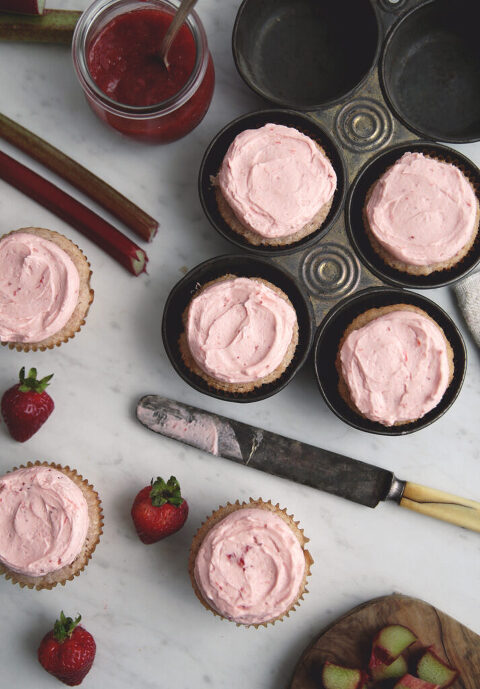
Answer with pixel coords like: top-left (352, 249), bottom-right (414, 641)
top-left (0, 113), bottom-right (159, 242)
top-left (0, 9), bottom-right (81, 43)
top-left (0, 0), bottom-right (45, 14)
top-left (0, 150), bottom-right (148, 276)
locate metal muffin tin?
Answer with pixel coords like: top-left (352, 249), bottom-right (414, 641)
top-left (164, 0), bottom-right (480, 433)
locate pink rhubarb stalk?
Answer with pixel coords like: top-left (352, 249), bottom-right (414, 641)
top-left (0, 113), bottom-right (159, 242)
top-left (0, 150), bottom-right (148, 276)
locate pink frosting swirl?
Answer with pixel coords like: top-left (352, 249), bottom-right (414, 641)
top-left (366, 152), bottom-right (477, 265)
top-left (0, 467), bottom-right (89, 577)
top-left (0, 232), bottom-right (80, 343)
top-left (218, 123), bottom-right (336, 238)
top-left (339, 310), bottom-right (450, 426)
top-left (186, 277), bottom-right (297, 383)
top-left (194, 508), bottom-right (305, 624)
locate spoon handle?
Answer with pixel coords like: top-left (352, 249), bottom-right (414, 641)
top-left (160, 0), bottom-right (198, 68)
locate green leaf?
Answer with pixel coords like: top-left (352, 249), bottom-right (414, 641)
top-left (53, 611), bottom-right (81, 643)
top-left (150, 475), bottom-right (183, 508)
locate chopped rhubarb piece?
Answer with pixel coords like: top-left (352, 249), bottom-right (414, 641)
top-left (417, 647), bottom-right (459, 688)
top-left (322, 662), bottom-right (365, 689)
top-left (0, 0), bottom-right (45, 14)
top-left (370, 653), bottom-right (408, 681)
top-left (372, 625), bottom-right (417, 664)
top-left (394, 674), bottom-right (439, 689)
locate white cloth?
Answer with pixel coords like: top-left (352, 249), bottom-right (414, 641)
top-left (453, 271), bottom-right (480, 348)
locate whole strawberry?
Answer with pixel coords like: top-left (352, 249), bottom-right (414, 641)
top-left (131, 475), bottom-right (189, 544)
top-left (38, 612), bottom-right (96, 686)
top-left (1, 367), bottom-right (54, 442)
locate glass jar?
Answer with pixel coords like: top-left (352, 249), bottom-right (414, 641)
top-left (72, 0), bottom-right (215, 143)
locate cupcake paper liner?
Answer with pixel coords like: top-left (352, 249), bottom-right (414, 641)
top-left (188, 498), bottom-right (313, 628)
top-left (0, 228), bottom-right (94, 352)
top-left (0, 461), bottom-right (103, 591)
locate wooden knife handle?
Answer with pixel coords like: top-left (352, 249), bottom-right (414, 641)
top-left (400, 482), bottom-right (480, 533)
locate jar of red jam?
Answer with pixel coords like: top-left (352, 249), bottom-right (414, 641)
top-left (72, 0), bottom-right (215, 143)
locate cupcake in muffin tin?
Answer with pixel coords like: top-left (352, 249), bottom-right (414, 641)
top-left (179, 274), bottom-right (299, 393)
top-left (363, 152), bottom-right (480, 276)
top-left (214, 123), bottom-right (337, 247)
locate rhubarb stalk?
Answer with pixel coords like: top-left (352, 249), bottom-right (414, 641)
top-left (0, 150), bottom-right (148, 276)
top-left (0, 113), bottom-right (159, 242)
top-left (0, 0), bottom-right (45, 14)
top-left (0, 9), bottom-right (81, 43)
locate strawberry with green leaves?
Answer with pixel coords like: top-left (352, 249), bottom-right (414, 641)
top-left (38, 612), bottom-right (96, 686)
top-left (131, 475), bottom-right (189, 544)
top-left (1, 367), bottom-right (54, 442)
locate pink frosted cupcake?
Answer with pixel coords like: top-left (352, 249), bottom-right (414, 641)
top-left (0, 462), bottom-right (103, 590)
top-left (336, 305), bottom-right (454, 426)
top-left (215, 123), bottom-right (337, 246)
top-left (363, 152), bottom-right (479, 275)
top-left (189, 499), bottom-right (312, 627)
top-left (0, 228), bottom-right (94, 351)
top-left (179, 275), bottom-right (299, 392)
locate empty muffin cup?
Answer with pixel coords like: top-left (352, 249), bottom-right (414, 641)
top-left (314, 287), bottom-right (466, 436)
top-left (233, 0), bottom-right (380, 110)
top-left (381, 0), bottom-right (480, 142)
top-left (162, 255), bottom-right (314, 402)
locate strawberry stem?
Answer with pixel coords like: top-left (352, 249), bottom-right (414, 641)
top-left (53, 612), bottom-right (81, 643)
top-left (18, 367), bottom-right (53, 393)
top-left (150, 476), bottom-right (183, 507)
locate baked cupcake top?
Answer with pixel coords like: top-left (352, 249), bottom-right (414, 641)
top-left (0, 466), bottom-right (89, 577)
top-left (218, 123), bottom-right (336, 239)
top-left (365, 152), bottom-right (477, 266)
top-left (194, 508), bottom-right (305, 625)
top-left (186, 277), bottom-right (297, 384)
top-left (0, 232), bottom-right (80, 343)
top-left (339, 309), bottom-right (450, 426)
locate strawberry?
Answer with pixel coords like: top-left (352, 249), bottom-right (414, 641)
top-left (38, 612), bottom-right (96, 686)
top-left (1, 367), bottom-right (54, 442)
top-left (131, 475), bottom-right (189, 544)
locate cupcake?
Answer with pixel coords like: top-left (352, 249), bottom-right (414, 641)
top-left (0, 227), bottom-right (94, 351)
top-left (179, 275), bottom-right (298, 392)
top-left (189, 499), bottom-right (312, 627)
top-left (215, 123), bottom-right (337, 246)
top-left (363, 152), bottom-right (480, 275)
top-left (0, 462), bottom-right (103, 590)
top-left (336, 304), bottom-right (454, 427)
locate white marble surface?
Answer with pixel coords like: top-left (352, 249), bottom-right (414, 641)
top-left (1, 2), bottom-right (479, 687)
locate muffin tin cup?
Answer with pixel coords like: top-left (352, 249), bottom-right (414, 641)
top-left (313, 287), bottom-right (467, 436)
top-left (162, 254), bottom-right (314, 403)
top-left (198, 109), bottom-right (346, 257)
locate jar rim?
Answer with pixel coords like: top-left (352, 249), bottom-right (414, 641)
top-left (72, 0), bottom-right (209, 119)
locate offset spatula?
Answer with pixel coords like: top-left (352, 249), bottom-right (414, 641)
top-left (136, 395), bottom-right (480, 534)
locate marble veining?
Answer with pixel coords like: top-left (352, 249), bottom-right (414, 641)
top-left (1, 1), bottom-right (480, 688)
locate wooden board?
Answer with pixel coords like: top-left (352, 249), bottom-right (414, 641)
top-left (290, 594), bottom-right (479, 689)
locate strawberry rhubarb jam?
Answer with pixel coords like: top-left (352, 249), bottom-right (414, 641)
top-left (73, 0), bottom-right (214, 142)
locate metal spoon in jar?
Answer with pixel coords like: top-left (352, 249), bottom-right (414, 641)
top-left (159, 0), bottom-right (199, 70)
